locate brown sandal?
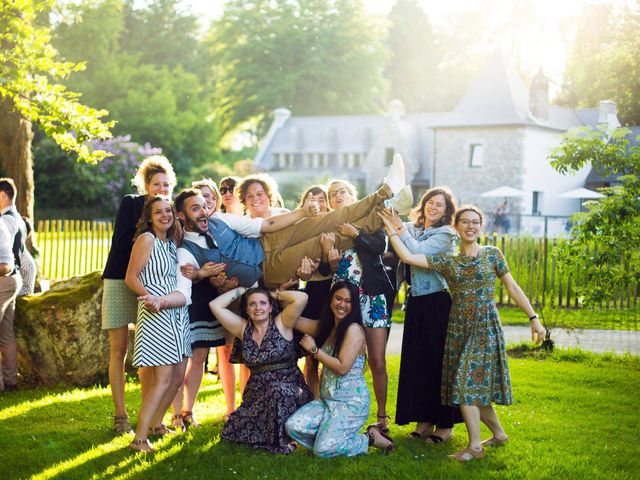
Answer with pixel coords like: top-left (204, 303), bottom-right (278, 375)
top-left (181, 410), bottom-right (201, 429)
top-left (148, 423), bottom-right (176, 436)
top-left (481, 436), bottom-right (509, 447)
top-left (114, 415), bottom-right (133, 434)
top-left (171, 414), bottom-right (187, 432)
top-left (447, 447), bottom-right (485, 461)
top-left (366, 424), bottom-right (396, 453)
top-left (129, 438), bottom-right (155, 453)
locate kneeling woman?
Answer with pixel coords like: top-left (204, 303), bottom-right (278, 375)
top-left (210, 287), bottom-right (313, 454)
top-left (286, 281), bottom-right (395, 457)
top-left (125, 196), bottom-right (192, 453)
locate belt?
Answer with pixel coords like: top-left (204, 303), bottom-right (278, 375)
top-left (249, 362), bottom-right (295, 375)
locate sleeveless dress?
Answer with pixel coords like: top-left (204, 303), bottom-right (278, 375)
top-left (132, 233), bottom-right (191, 367)
top-left (286, 347), bottom-right (370, 458)
top-left (222, 320), bottom-right (313, 454)
top-left (425, 246), bottom-right (513, 406)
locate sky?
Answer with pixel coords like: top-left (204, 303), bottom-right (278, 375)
top-left (182, 0), bottom-right (630, 95)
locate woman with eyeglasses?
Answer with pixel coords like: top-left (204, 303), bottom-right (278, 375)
top-left (380, 205), bottom-right (546, 462)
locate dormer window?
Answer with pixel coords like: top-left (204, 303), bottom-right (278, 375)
top-left (470, 144), bottom-right (484, 168)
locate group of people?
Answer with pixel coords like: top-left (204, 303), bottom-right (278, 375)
top-left (0, 178), bottom-right (37, 395)
top-left (100, 153), bottom-right (546, 461)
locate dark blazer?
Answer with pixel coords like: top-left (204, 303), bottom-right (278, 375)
top-left (102, 194), bottom-right (145, 279)
top-left (320, 229), bottom-right (393, 297)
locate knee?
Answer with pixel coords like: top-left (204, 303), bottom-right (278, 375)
top-left (312, 437), bottom-right (337, 458)
top-left (368, 356), bottom-right (387, 375)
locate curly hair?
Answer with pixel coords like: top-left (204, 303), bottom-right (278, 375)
top-left (131, 155), bottom-right (176, 195)
top-left (237, 174), bottom-right (278, 207)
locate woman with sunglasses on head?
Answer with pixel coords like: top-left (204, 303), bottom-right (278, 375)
top-left (380, 205), bottom-right (546, 462)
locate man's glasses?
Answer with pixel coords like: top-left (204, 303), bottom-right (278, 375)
top-left (220, 186), bottom-right (235, 194)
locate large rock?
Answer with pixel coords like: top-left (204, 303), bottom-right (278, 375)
top-left (14, 271), bottom-right (111, 386)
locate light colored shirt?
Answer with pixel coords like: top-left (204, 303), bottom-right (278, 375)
top-left (0, 220), bottom-right (15, 267)
top-left (211, 211), bottom-right (263, 238)
top-left (0, 205), bottom-right (18, 238)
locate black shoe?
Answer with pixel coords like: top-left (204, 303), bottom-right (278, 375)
top-left (2, 384), bottom-right (17, 393)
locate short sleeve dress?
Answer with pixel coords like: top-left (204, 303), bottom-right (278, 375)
top-left (425, 246), bottom-right (513, 407)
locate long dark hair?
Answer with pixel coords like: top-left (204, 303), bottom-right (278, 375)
top-left (315, 280), bottom-right (363, 356)
top-left (134, 195), bottom-right (176, 240)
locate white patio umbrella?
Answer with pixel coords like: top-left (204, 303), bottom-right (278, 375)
top-left (557, 187), bottom-right (604, 199)
top-left (480, 186), bottom-right (526, 199)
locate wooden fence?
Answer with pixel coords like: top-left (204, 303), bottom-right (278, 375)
top-left (34, 220), bottom-right (638, 311)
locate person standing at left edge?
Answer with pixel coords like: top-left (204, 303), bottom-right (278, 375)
top-left (0, 178), bottom-right (25, 393)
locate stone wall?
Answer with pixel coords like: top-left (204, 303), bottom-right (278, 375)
top-left (433, 126), bottom-right (525, 214)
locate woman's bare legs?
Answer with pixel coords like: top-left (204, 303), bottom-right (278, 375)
top-left (217, 343), bottom-right (237, 416)
top-left (365, 327), bottom-right (389, 430)
top-left (108, 327), bottom-right (129, 417)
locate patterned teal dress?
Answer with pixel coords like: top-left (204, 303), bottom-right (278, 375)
top-left (285, 346), bottom-right (370, 458)
top-left (424, 246), bottom-right (513, 406)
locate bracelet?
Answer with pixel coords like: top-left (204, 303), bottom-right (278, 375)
top-left (529, 314), bottom-right (539, 321)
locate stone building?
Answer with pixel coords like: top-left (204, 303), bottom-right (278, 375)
top-left (255, 49), bottom-right (621, 219)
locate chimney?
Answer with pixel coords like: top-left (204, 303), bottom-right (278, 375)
top-left (598, 100), bottom-right (621, 131)
top-left (389, 99), bottom-right (405, 122)
top-left (529, 68), bottom-right (549, 121)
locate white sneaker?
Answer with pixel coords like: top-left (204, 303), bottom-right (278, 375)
top-left (384, 185), bottom-right (414, 216)
top-left (384, 153), bottom-right (406, 195)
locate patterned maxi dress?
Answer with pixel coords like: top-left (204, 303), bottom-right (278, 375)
top-left (425, 246), bottom-right (513, 406)
top-left (132, 233), bottom-right (191, 367)
top-left (285, 347), bottom-right (370, 458)
top-left (222, 320), bottom-right (313, 454)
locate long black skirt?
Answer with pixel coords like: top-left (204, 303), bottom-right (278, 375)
top-left (395, 290), bottom-right (462, 427)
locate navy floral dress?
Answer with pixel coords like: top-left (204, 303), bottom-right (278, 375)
top-left (424, 246), bottom-right (513, 406)
top-left (222, 320), bottom-right (313, 454)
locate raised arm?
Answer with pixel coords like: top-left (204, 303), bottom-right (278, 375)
top-left (209, 286), bottom-right (248, 339)
top-left (300, 324), bottom-right (365, 376)
top-left (294, 316), bottom-right (321, 336)
top-left (500, 273), bottom-right (546, 343)
top-left (378, 211), bottom-right (430, 268)
top-left (273, 289), bottom-right (308, 330)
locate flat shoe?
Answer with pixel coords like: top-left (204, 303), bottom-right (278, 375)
top-left (114, 414), bottom-right (133, 435)
top-left (129, 438), bottom-right (155, 453)
top-left (448, 447), bottom-right (485, 462)
top-left (148, 423), bottom-right (175, 436)
top-left (481, 436), bottom-right (509, 447)
top-left (425, 433), bottom-right (452, 444)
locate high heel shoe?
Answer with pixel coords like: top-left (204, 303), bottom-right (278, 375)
top-left (367, 424), bottom-right (396, 453)
top-left (370, 414), bottom-right (390, 434)
top-left (129, 438), bottom-right (155, 453)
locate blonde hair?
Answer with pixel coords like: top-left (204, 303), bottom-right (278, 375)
top-left (327, 179), bottom-right (358, 200)
top-left (131, 155), bottom-right (176, 195)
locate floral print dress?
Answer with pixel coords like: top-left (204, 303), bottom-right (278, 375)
top-left (425, 246), bottom-right (513, 406)
top-left (333, 248), bottom-right (389, 328)
top-left (222, 320), bottom-right (313, 454)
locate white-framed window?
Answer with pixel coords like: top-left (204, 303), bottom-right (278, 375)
top-left (469, 144), bottom-right (484, 168)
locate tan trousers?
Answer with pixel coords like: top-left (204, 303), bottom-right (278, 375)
top-left (0, 274), bottom-right (21, 389)
top-left (261, 186), bottom-right (390, 288)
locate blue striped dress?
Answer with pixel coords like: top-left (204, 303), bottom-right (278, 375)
top-left (132, 233), bottom-right (191, 367)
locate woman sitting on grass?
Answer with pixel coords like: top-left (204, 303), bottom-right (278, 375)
top-left (286, 280), bottom-right (395, 457)
top-left (380, 205), bottom-right (546, 461)
top-left (209, 287), bottom-right (313, 454)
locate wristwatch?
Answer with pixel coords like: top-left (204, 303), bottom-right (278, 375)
top-left (310, 345), bottom-right (318, 357)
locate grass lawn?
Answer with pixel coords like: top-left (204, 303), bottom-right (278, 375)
top-left (1, 352), bottom-right (639, 480)
top-left (392, 306), bottom-right (640, 331)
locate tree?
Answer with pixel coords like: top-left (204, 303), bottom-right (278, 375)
top-left (550, 126), bottom-right (640, 305)
top-left (52, 0), bottom-right (219, 180)
top-left (208, 0), bottom-right (389, 138)
top-left (561, 2), bottom-right (640, 125)
top-left (385, 0), bottom-right (441, 112)
top-left (0, 0), bottom-right (112, 218)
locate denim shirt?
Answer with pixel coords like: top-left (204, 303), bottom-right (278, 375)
top-left (396, 223), bottom-right (457, 297)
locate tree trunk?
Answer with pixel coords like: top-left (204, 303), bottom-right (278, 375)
top-left (0, 96), bottom-right (34, 220)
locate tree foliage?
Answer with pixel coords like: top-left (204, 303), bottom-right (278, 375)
top-left (561, 2), bottom-right (640, 125)
top-left (0, 0), bottom-right (113, 163)
top-left (208, 0), bottom-right (389, 138)
top-left (550, 126), bottom-right (640, 305)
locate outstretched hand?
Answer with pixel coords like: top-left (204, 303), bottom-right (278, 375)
top-left (377, 209), bottom-right (397, 235)
top-left (303, 192), bottom-right (321, 217)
